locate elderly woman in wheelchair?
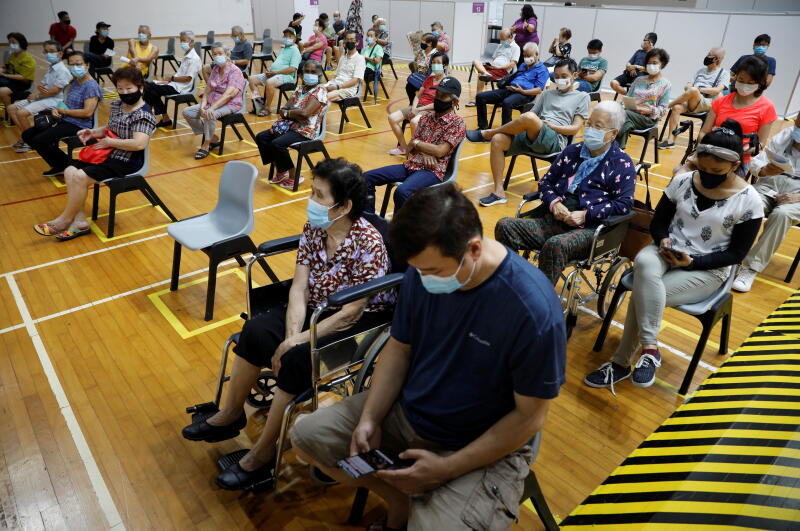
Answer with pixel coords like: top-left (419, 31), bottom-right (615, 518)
top-left (182, 158), bottom-right (394, 491)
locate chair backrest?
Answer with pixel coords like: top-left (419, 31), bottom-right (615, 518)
top-left (313, 105), bottom-right (329, 141)
top-left (122, 144), bottom-right (150, 178)
top-left (483, 42), bottom-right (499, 60)
top-left (354, 78), bottom-right (364, 98)
top-left (2, 50), bottom-right (9, 64)
top-left (441, 138), bottom-right (466, 184)
top-left (194, 42), bottom-right (202, 56)
top-left (165, 36), bottom-right (175, 55)
top-left (205, 31), bottom-right (214, 44)
top-left (263, 37), bottom-right (273, 55)
top-left (83, 41), bottom-right (90, 53)
top-left (262, 28), bottom-right (271, 40)
top-left (207, 160), bottom-right (258, 236)
top-left (91, 101), bottom-right (100, 128)
top-left (363, 212), bottom-right (407, 274)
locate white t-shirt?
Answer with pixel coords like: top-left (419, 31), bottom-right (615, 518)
top-left (331, 51), bottom-right (366, 86)
top-left (43, 61), bottom-right (72, 100)
top-left (666, 172), bottom-right (764, 279)
top-left (490, 41), bottom-right (520, 69)
top-left (169, 49), bottom-right (201, 94)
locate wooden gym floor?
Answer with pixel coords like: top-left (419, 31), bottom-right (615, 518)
top-left (0, 38), bottom-right (797, 530)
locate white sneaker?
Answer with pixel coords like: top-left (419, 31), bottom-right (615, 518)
top-left (732, 267), bottom-right (757, 292)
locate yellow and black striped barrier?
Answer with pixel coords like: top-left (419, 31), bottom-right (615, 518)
top-left (561, 290), bottom-right (800, 530)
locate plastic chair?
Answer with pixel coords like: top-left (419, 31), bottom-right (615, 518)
top-left (381, 48), bottom-right (397, 80)
top-left (275, 78), bottom-right (297, 110)
top-left (90, 145), bottom-right (177, 238)
top-left (487, 93), bottom-right (534, 129)
top-left (502, 134), bottom-right (573, 190)
top-left (60, 104), bottom-right (101, 159)
top-left (593, 265), bottom-right (737, 395)
top-left (266, 107), bottom-right (332, 191)
top-left (337, 79), bottom-right (371, 134)
top-left (363, 57), bottom-right (389, 104)
top-left (786, 248), bottom-right (800, 283)
top-left (164, 73), bottom-right (199, 130)
top-left (168, 161), bottom-right (267, 321)
top-left (253, 29), bottom-right (271, 52)
top-left (379, 138), bottom-right (465, 216)
top-left (629, 125), bottom-right (659, 165)
top-left (215, 87), bottom-right (257, 155)
top-left (83, 40), bottom-right (114, 84)
top-left (201, 31), bottom-right (215, 63)
top-left (249, 44), bottom-right (275, 73)
top-left (155, 37), bottom-right (180, 77)
top-left (468, 42), bottom-right (500, 83)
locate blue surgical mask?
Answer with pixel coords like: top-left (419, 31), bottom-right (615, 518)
top-left (284, 37), bottom-right (294, 46)
top-left (100, 29), bottom-right (109, 37)
top-left (138, 33), bottom-right (148, 42)
top-left (583, 126), bottom-right (610, 150)
top-left (232, 36), bottom-right (240, 43)
top-left (303, 72), bottom-right (319, 85)
top-left (587, 53), bottom-right (599, 60)
top-left (9, 43), bottom-right (20, 52)
top-left (417, 254), bottom-right (476, 295)
top-left (754, 45), bottom-right (768, 55)
top-left (379, 24), bottom-right (386, 31)
top-left (181, 42), bottom-right (190, 52)
top-left (307, 198), bottom-right (342, 229)
top-left (213, 55), bottom-right (227, 66)
top-left (46, 52), bottom-right (60, 64)
top-left (366, 37), bottom-right (375, 45)
top-left (432, 30), bottom-right (440, 37)
top-left (792, 126), bottom-right (800, 143)
top-left (431, 63), bottom-right (444, 75)
top-left (69, 65), bottom-right (86, 78)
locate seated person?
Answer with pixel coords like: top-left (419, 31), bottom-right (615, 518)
top-left (733, 114), bottom-right (800, 292)
top-left (585, 120), bottom-right (763, 393)
top-left (182, 44), bottom-right (245, 159)
top-left (495, 101), bottom-right (634, 283)
top-left (730, 34), bottom-right (776, 88)
top-left (249, 28), bottom-right (301, 117)
top-left (575, 39), bottom-right (607, 93)
top-left (474, 42), bottom-right (548, 130)
top-left (182, 157), bottom-right (394, 492)
top-left (125, 25), bottom-right (158, 78)
top-left (616, 47), bottom-right (671, 150)
top-left (406, 32), bottom-right (438, 104)
top-left (290, 184), bottom-right (566, 531)
top-left (85, 22), bottom-right (114, 76)
top-left (544, 27), bottom-right (572, 68)
top-left (324, 30), bottom-right (365, 102)
top-left (365, 77), bottom-right (465, 213)
top-left (660, 47), bottom-right (727, 149)
top-left (0, 33), bottom-right (36, 116)
top-left (289, 12), bottom-right (305, 40)
top-left (8, 41), bottom-right (71, 153)
top-left (375, 17), bottom-right (391, 62)
top-left (22, 51), bottom-right (102, 177)
top-left (387, 52), bottom-right (447, 156)
top-left (468, 58), bottom-right (590, 207)
top-left (319, 12), bottom-right (337, 67)
top-left (361, 29), bottom-right (384, 86)
top-left (33, 66), bottom-right (156, 242)
top-left (466, 28), bottom-right (519, 107)
top-left (610, 32), bottom-right (656, 96)
top-left (256, 60), bottom-right (328, 190)
top-left (298, 20), bottom-right (327, 68)
top-left (331, 11), bottom-right (346, 63)
top-left (142, 31), bottom-right (201, 128)
top-left (49, 11), bottom-right (76, 51)
top-left (430, 21), bottom-right (450, 53)
top-left (230, 26), bottom-right (253, 73)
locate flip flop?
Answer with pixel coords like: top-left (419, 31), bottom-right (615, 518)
top-left (257, 109), bottom-right (271, 117)
top-left (34, 221), bottom-right (61, 236)
top-left (55, 225), bottom-right (91, 242)
top-left (194, 148), bottom-right (210, 160)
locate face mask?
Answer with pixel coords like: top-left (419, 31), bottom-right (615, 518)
top-left (307, 198), bottom-right (343, 229)
top-left (646, 64), bottom-right (660, 75)
top-left (583, 126), bottom-right (610, 150)
top-left (118, 90), bottom-right (141, 105)
top-left (69, 65), bottom-right (86, 78)
top-left (432, 30), bottom-right (440, 37)
top-left (100, 29), bottom-right (109, 37)
top-left (232, 36), bottom-right (240, 43)
top-left (366, 37), bottom-right (374, 45)
top-left (703, 56), bottom-right (715, 66)
top-left (501, 40), bottom-right (510, 48)
top-left (213, 55), bottom-right (227, 66)
top-left (46, 52), bottom-right (60, 64)
top-left (334, 17), bottom-right (341, 21)
top-left (555, 78), bottom-right (571, 90)
top-left (792, 126), bottom-right (800, 143)
top-left (735, 81), bottom-right (758, 96)
top-left (587, 53), bottom-right (599, 60)
top-left (754, 45), bottom-right (768, 55)
top-left (181, 42), bottom-right (190, 52)
top-left (420, 42), bottom-right (428, 51)
top-left (417, 254), bottom-right (476, 295)
top-left (433, 98), bottom-right (452, 113)
top-left (698, 168), bottom-right (729, 188)
top-left (303, 73), bottom-right (319, 86)
top-left (283, 37), bottom-right (294, 46)
top-left (379, 25), bottom-right (386, 31)
top-left (9, 43), bottom-right (19, 52)
top-left (431, 63), bottom-right (444, 75)
top-left (138, 33), bottom-right (148, 42)
top-left (523, 56), bottom-right (535, 65)
top-left (345, 41), bottom-right (356, 51)
top-left (63, 19), bottom-right (71, 25)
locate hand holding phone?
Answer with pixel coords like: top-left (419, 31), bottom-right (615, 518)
top-left (338, 449), bottom-right (414, 479)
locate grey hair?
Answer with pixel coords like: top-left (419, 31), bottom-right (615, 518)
top-left (210, 42), bottom-right (229, 55)
top-left (593, 101), bottom-right (626, 131)
top-left (303, 59), bottom-right (322, 74)
top-left (179, 30), bottom-right (195, 41)
top-left (523, 42), bottom-right (539, 54)
top-left (231, 25), bottom-right (244, 35)
top-left (43, 40), bottom-right (62, 51)
top-left (376, 17), bottom-right (386, 25)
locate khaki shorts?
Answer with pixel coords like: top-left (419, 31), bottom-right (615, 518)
top-left (326, 84), bottom-right (359, 100)
top-left (689, 95), bottom-right (713, 113)
top-left (14, 96), bottom-right (62, 114)
top-left (290, 392), bottom-right (534, 531)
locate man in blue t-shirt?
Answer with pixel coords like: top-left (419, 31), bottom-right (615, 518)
top-left (291, 184), bottom-right (566, 530)
top-left (730, 33), bottom-right (776, 88)
top-left (610, 32), bottom-right (656, 96)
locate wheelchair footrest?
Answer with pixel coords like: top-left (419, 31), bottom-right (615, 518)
top-left (217, 449), bottom-right (249, 471)
top-left (186, 401), bottom-right (218, 415)
top-left (217, 450), bottom-right (277, 493)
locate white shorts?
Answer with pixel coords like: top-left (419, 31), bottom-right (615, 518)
top-left (14, 96), bottom-right (63, 114)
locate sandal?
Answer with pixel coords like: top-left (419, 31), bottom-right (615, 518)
top-left (55, 225), bottom-right (91, 242)
top-left (256, 108), bottom-right (271, 117)
top-left (194, 148), bottom-right (210, 160)
top-left (34, 221), bottom-right (62, 236)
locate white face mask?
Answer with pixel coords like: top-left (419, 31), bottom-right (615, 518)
top-left (646, 64), bottom-right (660, 75)
top-left (735, 81), bottom-right (759, 96)
top-left (523, 56), bottom-right (536, 65)
top-left (555, 78), bottom-right (571, 90)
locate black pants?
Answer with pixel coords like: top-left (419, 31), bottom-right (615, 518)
top-left (475, 88), bottom-right (531, 129)
top-left (233, 305), bottom-right (392, 395)
top-left (405, 81), bottom-right (417, 105)
top-left (0, 76), bottom-right (32, 101)
top-left (142, 82), bottom-right (179, 116)
top-left (21, 121), bottom-right (80, 171)
top-left (84, 52), bottom-right (112, 73)
top-left (255, 129), bottom-right (307, 173)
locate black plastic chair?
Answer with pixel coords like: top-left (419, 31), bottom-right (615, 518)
top-left (253, 29), bottom-right (270, 52)
top-left (381, 50), bottom-right (397, 80)
top-left (59, 105), bottom-right (100, 160)
top-left (201, 31), bottom-right (215, 63)
top-left (266, 109), bottom-right (332, 192)
top-left (275, 79), bottom-right (297, 110)
top-left (337, 80), bottom-right (371, 134)
top-left (502, 134), bottom-right (574, 190)
top-left (629, 125), bottom-right (659, 165)
top-left (786, 248), bottom-right (800, 284)
top-left (249, 46), bottom-right (275, 74)
top-left (488, 96), bottom-right (535, 129)
top-left (363, 58), bottom-right (389, 104)
top-left (155, 37), bottom-right (180, 77)
top-left (215, 89), bottom-right (257, 156)
top-left (164, 74), bottom-right (199, 130)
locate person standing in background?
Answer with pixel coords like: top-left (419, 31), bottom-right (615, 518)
top-left (511, 4), bottom-right (539, 62)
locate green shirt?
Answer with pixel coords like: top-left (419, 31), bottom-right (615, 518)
top-left (577, 56), bottom-right (608, 91)
top-left (271, 45), bottom-right (302, 79)
top-left (361, 43), bottom-right (383, 71)
top-left (322, 25), bottom-right (336, 40)
top-left (7, 51), bottom-right (36, 81)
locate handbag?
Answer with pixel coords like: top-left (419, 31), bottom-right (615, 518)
top-left (78, 130), bottom-right (118, 164)
top-left (33, 111), bottom-right (57, 129)
top-left (619, 165), bottom-right (655, 260)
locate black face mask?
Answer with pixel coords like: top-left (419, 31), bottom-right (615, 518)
top-left (63, 19), bottom-right (71, 25)
top-left (433, 98), bottom-right (452, 114)
top-left (344, 41), bottom-right (356, 51)
top-left (698, 168), bottom-right (728, 188)
top-left (119, 90), bottom-right (142, 105)
top-left (703, 56), bottom-right (715, 66)
top-left (420, 42), bottom-right (428, 51)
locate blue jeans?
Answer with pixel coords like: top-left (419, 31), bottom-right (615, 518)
top-left (475, 89), bottom-right (532, 129)
top-left (364, 164), bottom-right (440, 213)
top-left (576, 79), bottom-right (594, 93)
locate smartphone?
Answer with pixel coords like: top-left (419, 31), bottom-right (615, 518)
top-left (621, 96), bottom-right (638, 111)
top-left (661, 246), bottom-right (683, 259)
top-left (338, 449), bottom-right (414, 479)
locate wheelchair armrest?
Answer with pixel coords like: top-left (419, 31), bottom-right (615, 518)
top-left (599, 211), bottom-right (635, 230)
top-left (327, 273), bottom-right (404, 307)
top-left (257, 235), bottom-right (302, 255)
top-left (522, 191), bottom-right (541, 202)
top-left (516, 191), bottom-right (542, 218)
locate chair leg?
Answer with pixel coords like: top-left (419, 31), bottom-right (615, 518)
top-left (357, 103), bottom-right (371, 128)
top-left (468, 64), bottom-right (474, 83)
top-left (389, 62), bottom-right (397, 80)
top-left (786, 249), bottom-right (800, 283)
top-left (170, 241), bottom-right (182, 291)
top-left (679, 310), bottom-right (720, 395)
top-left (488, 104), bottom-right (499, 129)
top-left (230, 123), bottom-right (244, 141)
top-left (234, 255), bottom-right (247, 267)
top-left (240, 118), bottom-right (257, 141)
top-left (593, 284), bottom-right (627, 351)
top-left (719, 312), bottom-right (730, 355)
top-left (638, 136), bottom-right (648, 166)
top-left (658, 109), bottom-right (672, 142)
top-left (338, 110), bottom-right (346, 134)
top-left (379, 183), bottom-right (396, 217)
top-left (319, 144), bottom-right (331, 160)
top-left (652, 132), bottom-right (659, 164)
top-left (204, 257), bottom-right (220, 321)
top-left (257, 257), bottom-right (279, 283)
top-left (532, 158), bottom-right (541, 182)
top-left (347, 488), bottom-right (369, 525)
top-left (107, 191), bottom-right (118, 238)
top-left (294, 152), bottom-right (304, 192)
top-left (503, 156), bottom-right (518, 190)
top-left (217, 125), bottom-right (226, 155)
top-left (91, 183), bottom-right (101, 220)
top-left (526, 471), bottom-right (560, 531)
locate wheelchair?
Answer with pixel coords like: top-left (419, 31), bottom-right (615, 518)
top-left (185, 213), bottom-right (404, 492)
top-left (514, 185), bottom-right (637, 339)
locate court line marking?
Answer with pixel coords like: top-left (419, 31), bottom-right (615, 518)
top-left (6, 275), bottom-right (125, 530)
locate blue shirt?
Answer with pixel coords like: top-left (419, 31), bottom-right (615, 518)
top-left (628, 49), bottom-right (647, 67)
top-left (509, 61), bottom-right (549, 91)
top-left (63, 78), bottom-right (103, 129)
top-left (392, 251), bottom-right (566, 449)
top-left (731, 54), bottom-right (776, 76)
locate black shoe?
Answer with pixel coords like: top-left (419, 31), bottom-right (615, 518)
top-left (42, 167), bottom-right (65, 177)
top-left (478, 74), bottom-right (493, 82)
top-left (156, 118), bottom-right (173, 128)
top-left (466, 129), bottom-right (490, 143)
top-left (584, 362), bottom-right (631, 396)
top-left (309, 466), bottom-right (338, 486)
top-left (658, 140), bottom-right (675, 150)
top-left (632, 350), bottom-right (661, 388)
top-left (215, 457), bottom-right (276, 491)
top-left (181, 411), bottom-right (246, 442)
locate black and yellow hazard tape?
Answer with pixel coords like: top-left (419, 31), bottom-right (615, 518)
top-left (561, 290), bottom-right (800, 530)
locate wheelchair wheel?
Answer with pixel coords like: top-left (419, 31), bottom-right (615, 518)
top-left (597, 258), bottom-right (631, 319)
top-left (246, 370), bottom-right (277, 410)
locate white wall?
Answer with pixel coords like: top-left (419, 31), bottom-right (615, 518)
top-left (1, 0), bottom-right (253, 43)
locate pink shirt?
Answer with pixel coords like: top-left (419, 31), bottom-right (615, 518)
top-left (206, 63), bottom-right (245, 111)
top-left (306, 34), bottom-right (327, 62)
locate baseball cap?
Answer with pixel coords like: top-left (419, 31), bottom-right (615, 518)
top-left (433, 77), bottom-right (461, 97)
top-left (96, 21), bottom-right (111, 29)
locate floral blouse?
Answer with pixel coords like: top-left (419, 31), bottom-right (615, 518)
top-left (627, 76), bottom-right (671, 121)
top-left (206, 63), bottom-right (245, 111)
top-left (296, 217), bottom-right (394, 311)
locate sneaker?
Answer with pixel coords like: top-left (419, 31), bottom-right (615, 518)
top-left (269, 170), bottom-right (289, 184)
top-left (479, 193), bottom-right (508, 207)
top-left (466, 129), bottom-right (490, 143)
top-left (584, 362), bottom-right (631, 396)
top-left (12, 140), bottom-right (24, 148)
top-left (732, 267), bottom-right (757, 292)
top-left (280, 176), bottom-right (305, 190)
top-left (658, 140), bottom-right (675, 150)
top-left (631, 350), bottom-right (661, 388)
top-left (389, 146), bottom-right (406, 156)
top-left (42, 167), bottom-right (65, 177)
top-left (14, 142), bottom-right (31, 153)
top-left (465, 101), bottom-right (476, 107)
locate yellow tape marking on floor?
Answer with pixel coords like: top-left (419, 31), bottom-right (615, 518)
top-left (87, 203), bottom-right (173, 242)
